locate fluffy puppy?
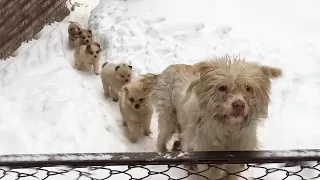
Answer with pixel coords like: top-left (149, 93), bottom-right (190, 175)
top-left (74, 41), bottom-right (101, 75)
top-left (151, 56), bottom-right (282, 180)
top-left (68, 22), bottom-right (82, 48)
top-left (79, 29), bottom-right (93, 46)
top-left (100, 62), bottom-right (132, 102)
top-left (119, 74), bottom-right (157, 143)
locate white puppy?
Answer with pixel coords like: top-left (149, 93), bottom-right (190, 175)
top-left (74, 41), bottom-right (101, 75)
top-left (100, 62), bottom-right (132, 102)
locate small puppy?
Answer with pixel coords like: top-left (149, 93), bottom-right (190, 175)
top-left (79, 29), bottom-right (93, 46)
top-left (74, 41), bottom-right (101, 75)
top-left (150, 56), bottom-right (282, 180)
top-left (68, 22), bottom-right (82, 48)
top-left (100, 62), bottom-right (132, 102)
top-left (119, 74), bottom-right (157, 143)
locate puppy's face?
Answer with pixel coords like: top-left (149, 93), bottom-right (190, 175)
top-left (122, 85), bottom-right (147, 111)
top-left (114, 63), bottom-right (132, 83)
top-left (79, 29), bottom-right (93, 45)
top-left (85, 42), bottom-right (101, 60)
top-left (196, 57), bottom-right (282, 127)
top-left (69, 25), bottom-right (81, 39)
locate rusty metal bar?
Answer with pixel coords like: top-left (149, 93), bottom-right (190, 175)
top-left (0, 149), bottom-right (320, 169)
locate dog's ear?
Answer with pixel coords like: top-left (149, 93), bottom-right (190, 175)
top-left (94, 42), bottom-right (101, 48)
top-left (260, 65), bottom-right (282, 79)
top-left (88, 30), bottom-right (92, 34)
top-left (115, 66), bottom-right (120, 71)
top-left (86, 45), bottom-right (92, 53)
top-left (77, 30), bottom-right (82, 35)
top-left (122, 86), bottom-right (129, 95)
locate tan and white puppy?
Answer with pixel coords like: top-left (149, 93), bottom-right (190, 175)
top-left (74, 41), bottom-right (101, 75)
top-left (119, 74), bottom-right (157, 143)
top-left (100, 62), bottom-right (132, 102)
top-left (79, 29), bottom-right (93, 46)
top-left (68, 22), bottom-right (82, 48)
top-left (150, 56), bottom-right (282, 180)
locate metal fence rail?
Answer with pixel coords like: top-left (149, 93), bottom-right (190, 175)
top-left (1, 149), bottom-right (320, 179)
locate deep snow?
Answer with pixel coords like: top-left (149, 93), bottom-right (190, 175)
top-left (1, 0), bottom-right (320, 179)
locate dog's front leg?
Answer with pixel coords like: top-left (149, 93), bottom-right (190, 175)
top-left (93, 60), bottom-right (100, 75)
top-left (83, 59), bottom-right (93, 73)
top-left (109, 88), bottom-right (119, 102)
top-left (142, 114), bottom-right (152, 136)
top-left (126, 121), bottom-right (139, 143)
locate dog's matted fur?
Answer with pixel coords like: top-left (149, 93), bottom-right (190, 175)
top-left (151, 56), bottom-right (282, 180)
top-left (119, 74), bottom-right (158, 143)
top-left (100, 62), bottom-right (132, 102)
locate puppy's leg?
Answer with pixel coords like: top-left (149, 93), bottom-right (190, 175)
top-left (157, 110), bottom-right (176, 152)
top-left (142, 113), bottom-right (152, 136)
top-left (126, 121), bottom-right (139, 143)
top-left (109, 88), bottom-right (119, 102)
top-left (102, 81), bottom-right (110, 97)
top-left (83, 59), bottom-right (93, 73)
top-left (75, 58), bottom-right (84, 70)
top-left (93, 60), bottom-right (100, 75)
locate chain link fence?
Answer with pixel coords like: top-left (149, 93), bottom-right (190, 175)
top-left (1, 149), bottom-right (320, 179)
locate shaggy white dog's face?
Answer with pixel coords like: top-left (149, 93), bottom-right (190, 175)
top-left (196, 58), bottom-right (282, 127)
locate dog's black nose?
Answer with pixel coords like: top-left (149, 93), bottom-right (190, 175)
top-left (86, 40), bottom-right (89, 42)
top-left (94, 55), bottom-right (97, 58)
top-left (135, 104), bottom-right (140, 109)
top-left (232, 100), bottom-right (245, 111)
top-left (125, 79), bottom-right (128, 82)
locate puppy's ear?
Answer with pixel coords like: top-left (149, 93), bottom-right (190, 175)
top-left (88, 30), bottom-right (92, 34)
top-left (78, 30), bottom-right (82, 35)
top-left (86, 45), bottom-right (92, 53)
top-left (115, 66), bottom-right (120, 71)
top-left (260, 65), bottom-right (282, 79)
top-left (94, 42), bottom-right (101, 49)
top-left (128, 65), bottom-right (132, 69)
top-left (122, 86), bottom-right (129, 95)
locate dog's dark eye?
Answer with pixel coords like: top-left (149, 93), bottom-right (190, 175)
top-left (89, 52), bottom-right (93, 54)
top-left (245, 85), bottom-right (252, 92)
top-left (129, 98), bottom-right (135, 102)
top-left (128, 74), bottom-right (130, 77)
top-left (121, 75), bottom-right (125, 78)
top-left (96, 50), bottom-right (100, 53)
top-left (219, 86), bottom-right (227, 92)
top-left (139, 98), bottom-right (144, 102)
top-left (88, 36), bottom-right (91, 38)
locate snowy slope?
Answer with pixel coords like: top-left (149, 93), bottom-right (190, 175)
top-left (0, 0), bottom-right (320, 179)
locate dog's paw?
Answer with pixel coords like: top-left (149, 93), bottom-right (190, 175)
top-left (95, 72), bottom-right (100, 75)
top-left (183, 164), bottom-right (198, 171)
top-left (128, 135), bottom-right (138, 143)
top-left (143, 130), bottom-right (152, 136)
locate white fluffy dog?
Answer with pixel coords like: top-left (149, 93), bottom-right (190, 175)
top-left (150, 56), bottom-right (282, 180)
top-left (119, 74), bottom-right (157, 143)
top-left (74, 41), bottom-right (101, 75)
top-left (100, 62), bottom-right (132, 102)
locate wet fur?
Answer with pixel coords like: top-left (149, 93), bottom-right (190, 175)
top-left (100, 62), bottom-right (132, 102)
top-left (119, 76), bottom-right (156, 143)
top-left (74, 41), bottom-right (101, 75)
top-left (151, 56), bottom-right (282, 180)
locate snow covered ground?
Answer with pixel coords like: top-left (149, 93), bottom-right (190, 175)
top-left (1, 0), bottom-right (320, 179)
